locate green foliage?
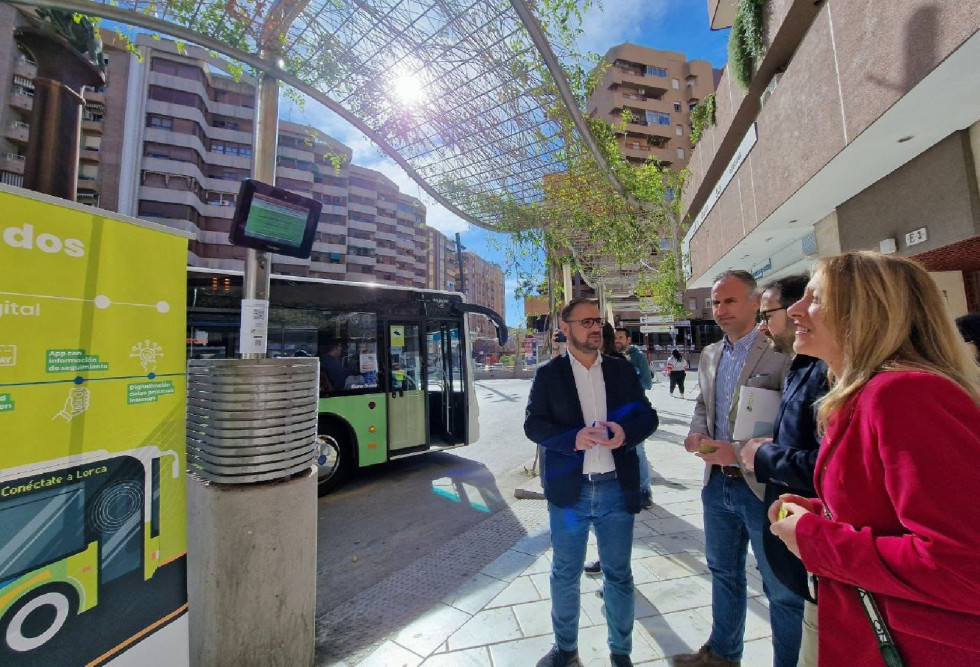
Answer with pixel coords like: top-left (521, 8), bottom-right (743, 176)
top-left (689, 93), bottom-right (716, 146)
top-left (635, 252), bottom-right (689, 320)
top-left (34, 9), bottom-right (106, 72)
top-left (728, 0), bottom-right (767, 88)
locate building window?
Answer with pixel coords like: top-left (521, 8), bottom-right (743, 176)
top-left (676, 148), bottom-right (685, 159)
top-left (645, 111), bottom-right (671, 126)
top-left (672, 78), bottom-right (680, 89)
top-left (675, 124), bottom-right (683, 136)
top-left (689, 297), bottom-right (697, 312)
top-left (673, 102), bottom-right (681, 112)
top-left (645, 65), bottom-right (667, 77)
top-left (148, 115), bottom-right (173, 129)
top-left (689, 102), bottom-right (698, 111)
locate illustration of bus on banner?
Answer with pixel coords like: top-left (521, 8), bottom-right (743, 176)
top-left (0, 446), bottom-right (186, 663)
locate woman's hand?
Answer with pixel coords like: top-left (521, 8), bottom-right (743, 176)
top-left (768, 494), bottom-right (816, 558)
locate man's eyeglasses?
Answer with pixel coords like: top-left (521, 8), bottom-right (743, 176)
top-left (564, 317), bottom-right (605, 328)
top-left (759, 307), bottom-right (786, 325)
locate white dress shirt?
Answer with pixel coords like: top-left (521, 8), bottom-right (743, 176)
top-left (568, 352), bottom-right (615, 474)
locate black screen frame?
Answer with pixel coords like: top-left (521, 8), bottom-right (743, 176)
top-left (229, 179), bottom-right (321, 259)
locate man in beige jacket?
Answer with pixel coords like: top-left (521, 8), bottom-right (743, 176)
top-left (671, 270), bottom-right (799, 667)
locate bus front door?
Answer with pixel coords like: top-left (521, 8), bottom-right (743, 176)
top-left (387, 323), bottom-right (426, 451)
top-left (426, 322), bottom-right (465, 445)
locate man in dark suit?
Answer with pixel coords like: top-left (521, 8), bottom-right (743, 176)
top-left (525, 298), bottom-right (658, 667)
top-left (740, 275), bottom-right (829, 667)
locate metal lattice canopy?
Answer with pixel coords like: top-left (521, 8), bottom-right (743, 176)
top-left (6, 0), bottom-right (625, 233)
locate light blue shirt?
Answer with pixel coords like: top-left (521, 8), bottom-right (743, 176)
top-left (713, 328), bottom-right (759, 442)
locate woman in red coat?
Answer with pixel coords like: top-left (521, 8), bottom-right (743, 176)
top-left (769, 251), bottom-right (980, 666)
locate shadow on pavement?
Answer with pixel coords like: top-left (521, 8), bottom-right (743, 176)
top-left (313, 452), bottom-right (545, 664)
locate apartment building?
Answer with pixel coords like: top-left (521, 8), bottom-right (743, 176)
top-left (425, 227), bottom-right (505, 340)
top-left (682, 1), bottom-right (980, 318)
top-left (588, 43), bottom-right (721, 168)
top-left (120, 36), bottom-right (430, 286)
top-left (426, 226), bottom-right (459, 292)
top-left (461, 251), bottom-right (506, 339)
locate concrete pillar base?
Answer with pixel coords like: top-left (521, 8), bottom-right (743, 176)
top-left (187, 468), bottom-right (317, 666)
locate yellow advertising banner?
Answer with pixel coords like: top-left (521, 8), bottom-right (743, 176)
top-left (0, 186), bottom-right (189, 666)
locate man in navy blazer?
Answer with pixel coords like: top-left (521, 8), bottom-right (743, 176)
top-left (525, 298), bottom-right (657, 667)
top-left (740, 275), bottom-right (829, 667)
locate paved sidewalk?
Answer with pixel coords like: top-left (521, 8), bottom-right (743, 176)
top-left (337, 380), bottom-right (775, 666)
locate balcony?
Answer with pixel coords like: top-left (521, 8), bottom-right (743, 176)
top-left (612, 92), bottom-right (673, 116)
top-left (605, 68), bottom-right (669, 97)
top-left (12, 57), bottom-right (36, 80)
top-left (619, 118), bottom-right (674, 141)
top-left (79, 146), bottom-right (101, 163)
top-left (276, 166), bottom-right (313, 183)
top-left (310, 260), bottom-right (346, 274)
top-left (5, 121), bottom-right (29, 145)
top-left (76, 177), bottom-right (101, 193)
top-left (8, 90), bottom-right (33, 113)
top-left (1, 152), bottom-right (26, 174)
top-left (84, 89), bottom-right (106, 105)
top-left (347, 254), bottom-right (376, 266)
top-left (621, 142), bottom-right (666, 162)
top-left (82, 118), bottom-right (104, 134)
top-left (708, 0), bottom-right (737, 30)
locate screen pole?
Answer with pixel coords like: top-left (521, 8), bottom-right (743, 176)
top-left (241, 52), bottom-right (279, 359)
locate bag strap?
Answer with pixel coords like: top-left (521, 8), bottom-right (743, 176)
top-left (822, 506), bottom-right (905, 667)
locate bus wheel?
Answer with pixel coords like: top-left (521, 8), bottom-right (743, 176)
top-left (316, 426), bottom-right (352, 496)
top-left (1, 586), bottom-right (77, 655)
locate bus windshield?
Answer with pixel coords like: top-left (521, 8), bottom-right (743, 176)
top-left (0, 484), bottom-right (86, 582)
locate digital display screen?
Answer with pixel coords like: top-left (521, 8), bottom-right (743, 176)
top-left (229, 180), bottom-right (321, 258)
top-left (244, 193), bottom-right (309, 248)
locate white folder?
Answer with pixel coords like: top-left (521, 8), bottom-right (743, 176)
top-left (732, 386), bottom-right (782, 441)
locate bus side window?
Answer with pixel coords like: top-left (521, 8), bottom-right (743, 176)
top-left (316, 311), bottom-right (379, 394)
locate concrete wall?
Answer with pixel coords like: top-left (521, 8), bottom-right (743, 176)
top-left (837, 133), bottom-right (980, 255)
top-left (682, 0), bottom-right (980, 281)
top-left (814, 210), bottom-right (842, 258)
top-left (930, 270), bottom-right (969, 320)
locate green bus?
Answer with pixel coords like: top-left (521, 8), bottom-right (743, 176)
top-left (186, 268), bottom-right (506, 494)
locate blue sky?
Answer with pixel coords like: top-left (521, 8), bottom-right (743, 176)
top-left (281, 0), bottom-right (730, 327)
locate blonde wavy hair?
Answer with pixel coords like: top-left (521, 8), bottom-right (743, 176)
top-left (814, 251), bottom-right (980, 430)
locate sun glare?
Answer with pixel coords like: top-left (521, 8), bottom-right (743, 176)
top-left (393, 74), bottom-right (426, 107)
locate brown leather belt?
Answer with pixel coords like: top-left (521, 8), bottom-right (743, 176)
top-left (714, 464), bottom-right (744, 479)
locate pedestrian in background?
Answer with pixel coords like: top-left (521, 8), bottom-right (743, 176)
top-left (526, 299), bottom-right (657, 667)
top-left (616, 327), bottom-right (654, 392)
top-left (674, 270), bottom-right (797, 667)
top-left (615, 327), bottom-right (654, 510)
top-left (665, 349), bottom-right (688, 397)
top-left (739, 274), bottom-right (827, 667)
top-left (602, 322), bottom-right (621, 358)
top-left (770, 251), bottom-right (980, 667)
top-left (955, 312), bottom-right (980, 363)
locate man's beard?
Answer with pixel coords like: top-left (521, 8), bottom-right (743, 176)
top-left (571, 336), bottom-right (600, 354)
top-left (768, 332), bottom-right (795, 355)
